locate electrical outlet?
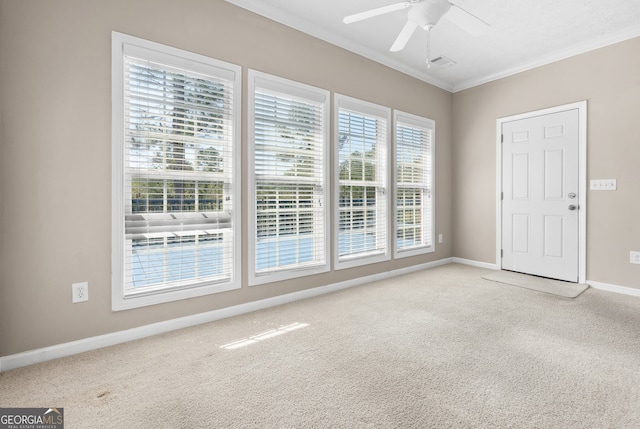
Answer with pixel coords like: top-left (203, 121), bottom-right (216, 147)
top-left (438, 234), bottom-right (443, 244)
top-left (72, 282), bottom-right (89, 303)
top-left (631, 251), bottom-right (640, 265)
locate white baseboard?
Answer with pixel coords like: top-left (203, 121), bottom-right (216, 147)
top-left (452, 257), bottom-right (499, 270)
top-left (0, 257), bottom-right (454, 372)
top-left (587, 280), bottom-right (640, 297)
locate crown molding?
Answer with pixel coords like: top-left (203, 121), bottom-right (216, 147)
top-left (225, 0), bottom-right (454, 92)
top-left (226, 1), bottom-right (640, 94)
top-left (452, 24), bottom-right (640, 92)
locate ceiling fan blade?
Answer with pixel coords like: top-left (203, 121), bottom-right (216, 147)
top-left (390, 21), bottom-right (418, 52)
top-left (444, 3), bottom-right (490, 36)
top-left (343, 2), bottom-right (412, 24)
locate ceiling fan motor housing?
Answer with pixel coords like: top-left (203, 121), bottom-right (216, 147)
top-left (409, 0), bottom-right (451, 29)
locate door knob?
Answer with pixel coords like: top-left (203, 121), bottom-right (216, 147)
top-left (568, 205), bottom-right (578, 211)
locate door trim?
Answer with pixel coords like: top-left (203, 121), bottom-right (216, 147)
top-left (496, 101), bottom-right (587, 284)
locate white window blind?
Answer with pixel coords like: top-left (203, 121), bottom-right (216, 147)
top-left (249, 71), bottom-right (330, 285)
top-left (112, 33), bottom-right (241, 309)
top-left (394, 111), bottom-right (435, 257)
top-left (335, 95), bottom-right (390, 268)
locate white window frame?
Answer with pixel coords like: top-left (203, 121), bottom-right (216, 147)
top-left (393, 110), bottom-right (435, 259)
top-left (247, 70), bottom-right (330, 286)
top-left (334, 94), bottom-right (391, 270)
top-left (111, 32), bottom-right (242, 310)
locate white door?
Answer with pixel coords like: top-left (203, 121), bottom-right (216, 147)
top-left (502, 108), bottom-right (580, 282)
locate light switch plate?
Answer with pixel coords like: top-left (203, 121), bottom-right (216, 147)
top-left (590, 179), bottom-right (616, 190)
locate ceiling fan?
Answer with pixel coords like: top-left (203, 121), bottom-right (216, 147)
top-left (343, 0), bottom-right (489, 67)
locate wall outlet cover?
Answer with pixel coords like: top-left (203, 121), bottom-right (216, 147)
top-left (72, 282), bottom-right (89, 303)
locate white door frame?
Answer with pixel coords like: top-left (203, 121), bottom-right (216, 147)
top-left (496, 101), bottom-right (587, 284)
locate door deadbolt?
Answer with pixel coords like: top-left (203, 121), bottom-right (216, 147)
top-left (568, 193), bottom-right (576, 199)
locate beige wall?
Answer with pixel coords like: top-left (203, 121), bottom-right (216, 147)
top-left (3, 0), bottom-right (638, 359)
top-left (453, 37), bottom-right (640, 289)
top-left (0, 0), bottom-right (453, 356)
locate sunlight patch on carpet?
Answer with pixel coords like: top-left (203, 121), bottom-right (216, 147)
top-left (220, 322), bottom-right (309, 350)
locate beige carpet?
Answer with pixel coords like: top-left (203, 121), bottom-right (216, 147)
top-left (482, 270), bottom-right (589, 298)
top-left (1, 263), bottom-right (640, 428)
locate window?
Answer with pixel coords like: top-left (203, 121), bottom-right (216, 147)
top-left (334, 95), bottom-right (390, 269)
top-left (394, 111), bottom-right (435, 258)
top-left (112, 32), bottom-right (241, 310)
top-left (248, 70), bottom-right (330, 285)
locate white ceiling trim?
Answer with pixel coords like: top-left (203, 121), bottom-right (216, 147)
top-left (453, 24), bottom-right (640, 92)
top-left (226, 0), bottom-right (640, 94)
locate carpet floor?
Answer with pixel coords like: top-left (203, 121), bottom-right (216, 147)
top-left (1, 263), bottom-right (639, 428)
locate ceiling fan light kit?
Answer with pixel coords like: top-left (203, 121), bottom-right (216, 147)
top-left (408, 0), bottom-right (451, 30)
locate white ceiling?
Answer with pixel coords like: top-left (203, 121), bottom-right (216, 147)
top-left (225, 0), bottom-right (640, 92)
